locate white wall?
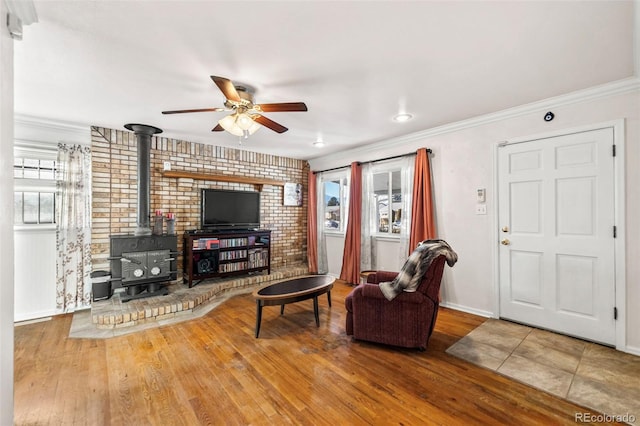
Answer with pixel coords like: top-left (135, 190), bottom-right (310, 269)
top-left (0, 0), bottom-right (14, 421)
top-left (309, 80), bottom-right (640, 352)
top-left (375, 238), bottom-right (404, 272)
top-left (14, 230), bottom-right (56, 321)
top-left (325, 234), bottom-right (345, 277)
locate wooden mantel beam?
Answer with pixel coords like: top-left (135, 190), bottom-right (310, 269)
top-left (158, 170), bottom-right (285, 191)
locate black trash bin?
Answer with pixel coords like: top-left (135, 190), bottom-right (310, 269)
top-left (91, 270), bottom-right (112, 301)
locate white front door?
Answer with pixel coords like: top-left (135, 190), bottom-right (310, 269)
top-left (498, 127), bottom-right (616, 345)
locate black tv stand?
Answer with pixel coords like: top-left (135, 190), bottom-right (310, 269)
top-left (200, 228), bottom-right (262, 233)
top-left (183, 229), bottom-right (271, 288)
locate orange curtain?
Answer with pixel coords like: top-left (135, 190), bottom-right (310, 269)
top-left (339, 162), bottom-right (362, 284)
top-left (307, 170), bottom-right (318, 273)
top-left (409, 148), bottom-right (436, 253)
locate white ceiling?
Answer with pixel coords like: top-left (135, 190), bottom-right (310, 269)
top-left (14, 1), bottom-right (635, 160)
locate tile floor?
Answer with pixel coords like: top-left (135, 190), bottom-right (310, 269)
top-left (447, 319), bottom-right (640, 424)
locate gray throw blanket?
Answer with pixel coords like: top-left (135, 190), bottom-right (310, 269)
top-left (379, 239), bottom-right (458, 301)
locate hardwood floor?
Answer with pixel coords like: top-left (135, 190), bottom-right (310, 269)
top-left (14, 281), bottom-right (608, 425)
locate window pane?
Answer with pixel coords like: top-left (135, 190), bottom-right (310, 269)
top-left (23, 159), bottom-right (39, 179)
top-left (377, 193), bottom-right (389, 232)
top-left (39, 193), bottom-right (55, 223)
top-left (14, 192), bottom-right (23, 224)
top-left (391, 171), bottom-right (402, 233)
top-left (374, 172), bottom-right (390, 233)
top-left (39, 160), bottom-right (55, 179)
top-left (324, 180), bottom-right (341, 230)
top-left (23, 192), bottom-right (39, 223)
top-left (13, 158), bottom-right (24, 178)
top-left (14, 157), bottom-right (57, 181)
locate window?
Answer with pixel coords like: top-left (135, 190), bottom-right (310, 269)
top-left (13, 148), bottom-right (58, 226)
top-left (13, 158), bottom-right (56, 179)
top-left (373, 170), bottom-right (402, 234)
top-left (14, 191), bottom-right (55, 224)
top-left (322, 173), bottom-right (349, 232)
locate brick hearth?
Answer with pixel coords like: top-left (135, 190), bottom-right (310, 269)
top-left (91, 265), bottom-right (309, 330)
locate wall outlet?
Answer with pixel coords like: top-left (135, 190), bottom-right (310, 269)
top-left (163, 161), bottom-right (171, 171)
top-left (475, 204), bottom-right (487, 215)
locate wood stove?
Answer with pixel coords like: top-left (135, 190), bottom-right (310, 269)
top-left (109, 235), bottom-right (178, 302)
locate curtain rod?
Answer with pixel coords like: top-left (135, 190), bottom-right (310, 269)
top-left (312, 148), bottom-right (432, 174)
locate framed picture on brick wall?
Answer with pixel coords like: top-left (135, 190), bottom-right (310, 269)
top-left (283, 182), bottom-right (303, 206)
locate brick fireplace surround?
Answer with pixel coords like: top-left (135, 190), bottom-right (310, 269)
top-left (88, 126), bottom-right (310, 326)
top-left (91, 126), bottom-right (308, 272)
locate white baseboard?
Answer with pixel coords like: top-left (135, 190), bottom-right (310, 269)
top-left (439, 301), bottom-right (494, 319)
top-left (621, 345), bottom-right (640, 357)
top-left (14, 313), bottom-right (54, 325)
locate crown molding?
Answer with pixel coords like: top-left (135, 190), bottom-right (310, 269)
top-left (309, 77), bottom-right (640, 168)
top-left (14, 114), bottom-right (90, 145)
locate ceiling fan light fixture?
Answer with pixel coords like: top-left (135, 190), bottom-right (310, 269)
top-left (219, 113), bottom-right (261, 137)
top-left (218, 114), bottom-right (244, 137)
top-left (236, 112), bottom-right (254, 131)
top-left (247, 120), bottom-right (261, 135)
top-left (393, 113), bottom-right (413, 122)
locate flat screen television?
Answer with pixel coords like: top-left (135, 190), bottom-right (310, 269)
top-left (201, 189), bottom-right (261, 230)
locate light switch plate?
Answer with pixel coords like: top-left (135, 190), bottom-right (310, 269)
top-left (477, 188), bottom-right (486, 203)
top-left (475, 204), bottom-right (487, 215)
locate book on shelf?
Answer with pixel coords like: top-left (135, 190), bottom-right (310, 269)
top-left (219, 261), bottom-right (248, 273)
top-left (247, 247), bottom-right (268, 268)
top-left (219, 237), bottom-right (248, 248)
top-left (219, 250), bottom-right (247, 261)
top-left (193, 238), bottom-right (220, 250)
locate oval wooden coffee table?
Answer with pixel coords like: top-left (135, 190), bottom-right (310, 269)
top-left (252, 275), bottom-right (334, 338)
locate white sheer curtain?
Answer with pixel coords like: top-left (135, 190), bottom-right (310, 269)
top-left (360, 163), bottom-right (374, 272)
top-left (316, 172), bottom-right (329, 274)
top-left (398, 155), bottom-right (415, 263)
top-left (56, 143), bottom-right (92, 313)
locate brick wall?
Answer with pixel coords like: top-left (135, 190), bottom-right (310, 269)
top-left (91, 126), bottom-right (309, 275)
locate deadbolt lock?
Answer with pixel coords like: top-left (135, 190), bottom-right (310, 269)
top-left (501, 226), bottom-right (509, 233)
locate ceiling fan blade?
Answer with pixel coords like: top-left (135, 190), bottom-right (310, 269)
top-left (256, 102), bottom-right (308, 112)
top-left (211, 75), bottom-right (241, 102)
top-left (162, 108), bottom-right (226, 114)
top-left (212, 124), bottom-right (224, 132)
top-left (253, 115), bottom-right (288, 133)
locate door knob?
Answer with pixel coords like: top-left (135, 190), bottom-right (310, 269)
top-left (501, 239), bottom-right (510, 246)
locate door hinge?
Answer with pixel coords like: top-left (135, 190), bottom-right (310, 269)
top-left (613, 226), bottom-right (617, 238)
top-left (613, 144), bottom-right (616, 156)
top-left (614, 307), bottom-right (618, 320)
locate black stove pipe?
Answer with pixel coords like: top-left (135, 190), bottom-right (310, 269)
top-left (124, 123), bottom-right (163, 236)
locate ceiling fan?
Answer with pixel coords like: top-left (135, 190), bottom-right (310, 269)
top-left (162, 76), bottom-right (307, 137)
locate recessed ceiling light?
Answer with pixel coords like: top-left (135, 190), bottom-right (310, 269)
top-left (393, 113), bottom-right (413, 122)
top-left (313, 141), bottom-right (325, 148)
